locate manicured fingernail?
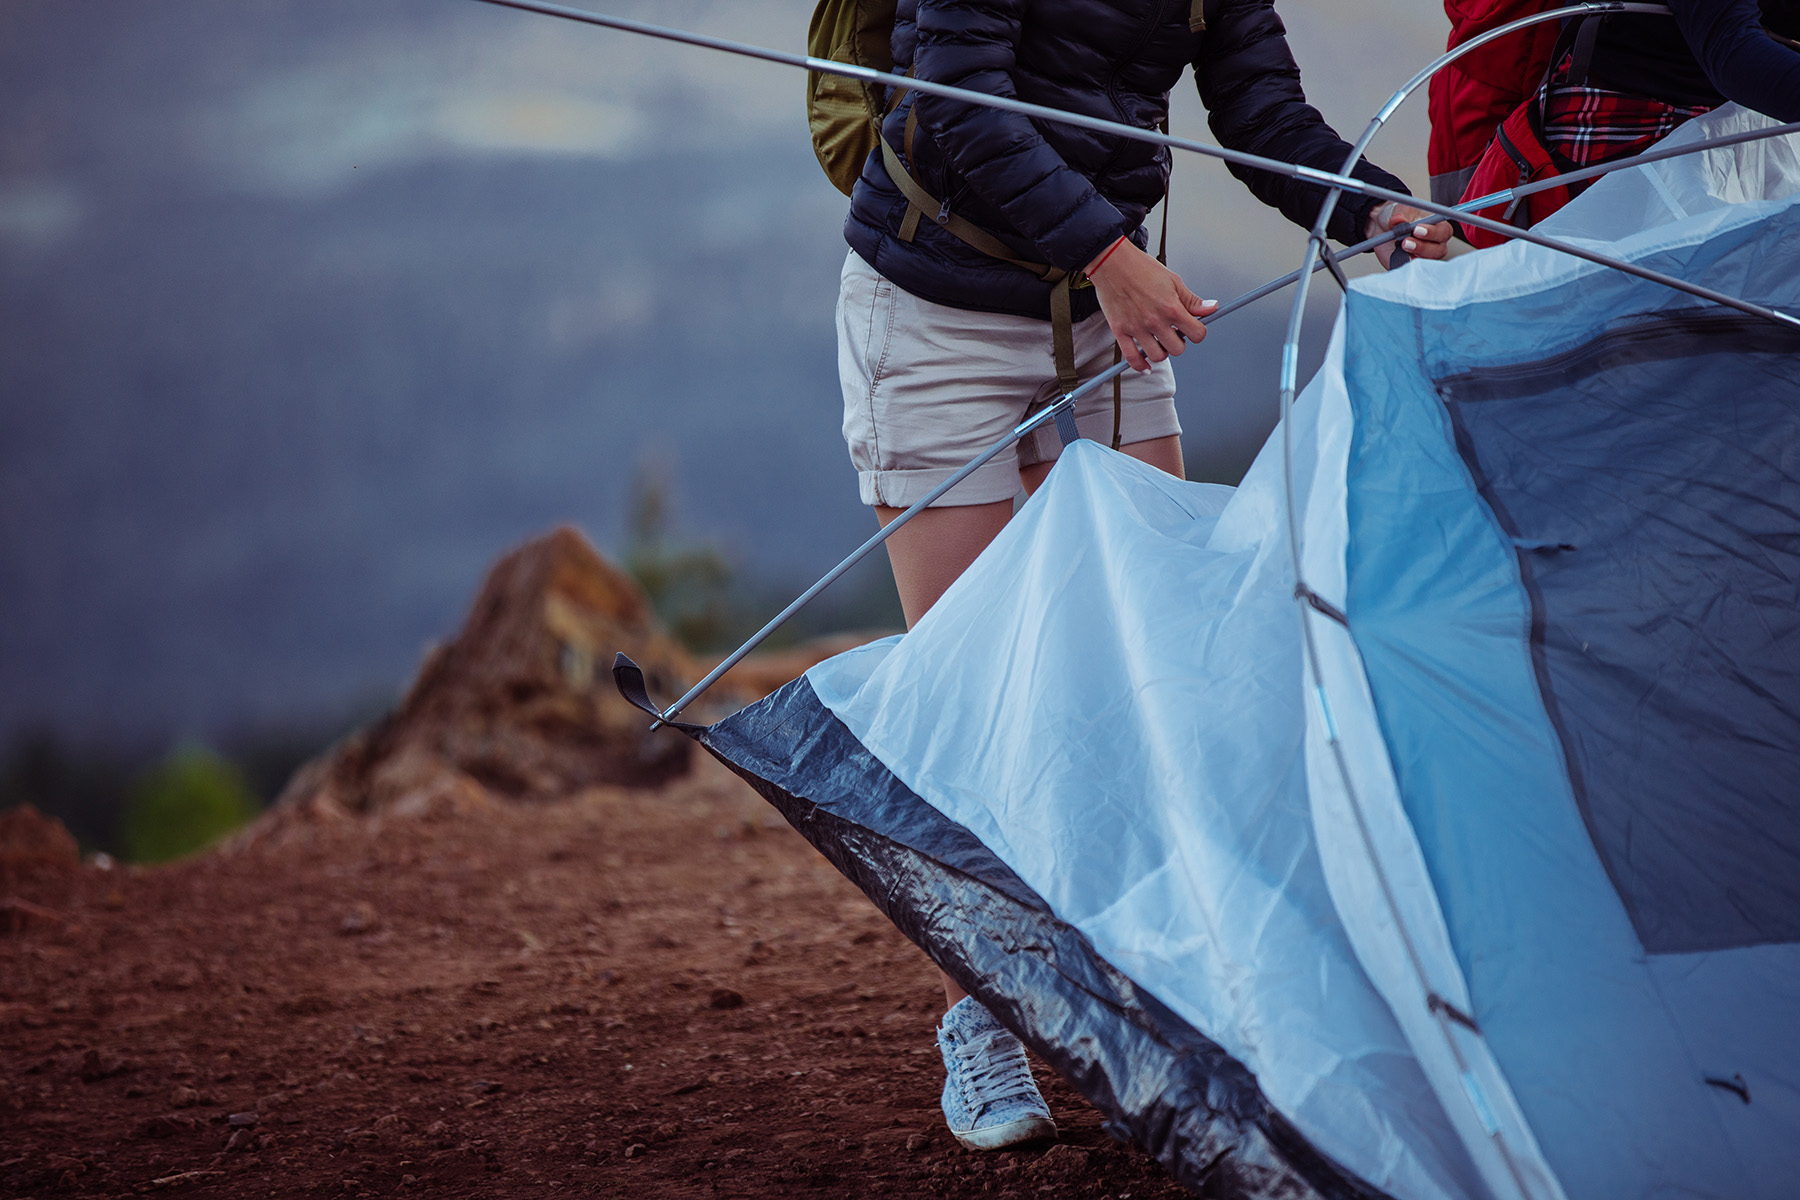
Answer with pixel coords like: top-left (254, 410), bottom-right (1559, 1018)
top-left (1204, 299), bottom-right (1218, 307)
top-left (1415, 225), bottom-right (1431, 237)
top-left (1402, 239), bottom-right (1417, 251)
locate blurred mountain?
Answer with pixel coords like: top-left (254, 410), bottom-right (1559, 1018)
top-left (0, 0), bottom-right (1436, 746)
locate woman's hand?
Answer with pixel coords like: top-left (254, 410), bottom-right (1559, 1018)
top-left (1368, 201), bottom-right (1453, 269)
top-left (1085, 238), bottom-right (1218, 371)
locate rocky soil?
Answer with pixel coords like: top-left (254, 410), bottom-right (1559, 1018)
top-left (1, 755), bottom-right (1192, 1199)
top-left (1, 529), bottom-right (1191, 1199)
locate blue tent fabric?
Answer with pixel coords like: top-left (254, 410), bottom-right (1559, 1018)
top-left (1439, 310), bottom-right (1800, 955)
top-left (616, 108), bottom-right (1800, 1200)
top-left (1329, 112), bottom-right (1800, 1199)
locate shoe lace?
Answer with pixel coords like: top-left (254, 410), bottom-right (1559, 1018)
top-left (951, 1030), bottom-right (1037, 1114)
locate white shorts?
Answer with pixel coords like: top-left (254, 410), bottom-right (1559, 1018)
top-left (836, 251), bottom-right (1180, 508)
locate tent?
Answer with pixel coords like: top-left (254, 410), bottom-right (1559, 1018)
top-left (616, 107), bottom-right (1800, 1200)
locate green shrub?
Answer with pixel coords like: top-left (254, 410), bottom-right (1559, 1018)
top-left (624, 462), bottom-right (745, 651)
top-left (622, 457), bottom-right (904, 652)
top-left (119, 747), bottom-right (259, 863)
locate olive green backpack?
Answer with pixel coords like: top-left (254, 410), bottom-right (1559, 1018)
top-left (806, 0), bottom-right (897, 198)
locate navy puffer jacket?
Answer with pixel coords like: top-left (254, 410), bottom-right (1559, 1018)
top-left (845, 0), bottom-right (1411, 321)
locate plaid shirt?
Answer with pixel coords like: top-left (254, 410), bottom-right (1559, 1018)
top-left (1539, 62), bottom-right (1712, 188)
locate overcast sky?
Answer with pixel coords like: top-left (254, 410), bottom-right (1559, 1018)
top-left (0, 0), bottom-right (1444, 747)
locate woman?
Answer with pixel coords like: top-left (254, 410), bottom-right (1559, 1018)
top-left (836, 0), bottom-right (1449, 1150)
top-left (1456, 0), bottom-right (1800, 245)
top-left (1541, 0), bottom-right (1800, 179)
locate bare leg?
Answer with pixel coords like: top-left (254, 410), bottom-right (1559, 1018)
top-left (875, 501), bottom-right (1009, 1011)
top-left (876, 500), bottom-right (1015, 629)
top-left (878, 434), bottom-right (1186, 1014)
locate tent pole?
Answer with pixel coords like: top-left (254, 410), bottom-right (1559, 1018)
top-left (466, 1), bottom-right (1658, 228)
top-left (1221, 119), bottom-right (1800, 316)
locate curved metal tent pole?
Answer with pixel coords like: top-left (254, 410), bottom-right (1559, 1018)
top-left (1274, 9), bottom-right (1636, 1200)
top-left (1280, 0), bottom-right (1675, 600)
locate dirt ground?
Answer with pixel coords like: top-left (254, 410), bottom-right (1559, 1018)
top-left (1, 752), bottom-right (1191, 1199)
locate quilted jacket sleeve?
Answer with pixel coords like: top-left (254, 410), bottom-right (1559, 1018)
top-left (1673, 0), bottom-right (1800, 121)
top-left (909, 0), bottom-right (1134, 273)
top-left (1197, 0), bottom-right (1410, 244)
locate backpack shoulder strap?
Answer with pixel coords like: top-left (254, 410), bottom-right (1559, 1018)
top-left (883, 111), bottom-right (1065, 283)
top-left (1564, 13), bottom-right (1603, 86)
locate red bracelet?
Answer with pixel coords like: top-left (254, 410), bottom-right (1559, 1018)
top-left (1087, 235), bottom-right (1128, 277)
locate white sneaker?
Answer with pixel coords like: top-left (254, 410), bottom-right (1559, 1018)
top-left (936, 996), bottom-right (1057, 1151)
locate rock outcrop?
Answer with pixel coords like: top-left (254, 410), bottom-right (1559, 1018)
top-left (1, 805), bottom-right (82, 930)
top-left (0, 804), bottom-right (81, 876)
top-left (263, 527), bottom-right (701, 826)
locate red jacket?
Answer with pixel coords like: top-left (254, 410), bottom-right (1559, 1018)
top-left (1426, 0), bottom-right (1562, 203)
